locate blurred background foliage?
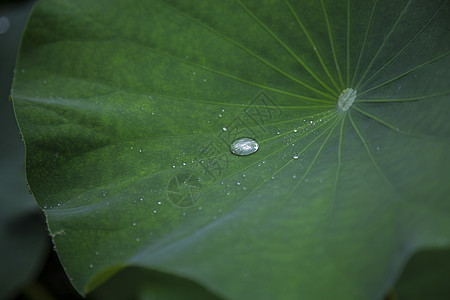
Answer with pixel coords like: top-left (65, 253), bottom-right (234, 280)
top-left (0, 1), bottom-right (448, 299)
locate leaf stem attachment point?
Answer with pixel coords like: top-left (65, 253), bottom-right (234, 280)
top-left (338, 88), bottom-right (357, 112)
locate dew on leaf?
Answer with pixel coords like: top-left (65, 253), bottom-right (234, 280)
top-left (338, 88), bottom-right (357, 112)
top-left (230, 137), bottom-right (259, 156)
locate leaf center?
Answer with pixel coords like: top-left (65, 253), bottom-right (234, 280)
top-left (338, 88), bottom-right (357, 112)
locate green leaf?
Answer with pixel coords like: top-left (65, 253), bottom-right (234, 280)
top-left (0, 1), bottom-right (48, 299)
top-left (89, 267), bottom-right (221, 300)
top-left (395, 248), bottom-right (450, 300)
top-left (11, 0), bottom-right (450, 299)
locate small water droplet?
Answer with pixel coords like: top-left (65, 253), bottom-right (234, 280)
top-left (95, 251), bottom-right (99, 255)
top-left (293, 154), bottom-right (299, 159)
top-left (376, 146), bottom-right (380, 151)
top-left (222, 127), bottom-right (227, 131)
top-left (293, 129), bottom-right (298, 133)
top-left (132, 222), bottom-right (136, 226)
top-left (89, 264), bottom-right (93, 269)
top-left (136, 238), bottom-right (140, 242)
top-left (153, 210), bottom-right (157, 214)
top-left (157, 201), bottom-right (162, 205)
top-left (236, 181), bottom-right (241, 186)
top-left (230, 137), bottom-right (259, 156)
top-left (139, 197), bottom-right (143, 201)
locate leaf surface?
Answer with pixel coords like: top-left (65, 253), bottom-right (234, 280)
top-left (12, 0), bottom-right (450, 299)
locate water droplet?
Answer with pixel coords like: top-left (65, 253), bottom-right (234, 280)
top-left (376, 146), bottom-right (380, 151)
top-left (293, 129), bottom-right (298, 133)
top-left (236, 181), bottom-right (241, 186)
top-left (132, 222), bottom-right (136, 226)
top-left (95, 251), bottom-right (99, 255)
top-left (153, 210), bottom-right (157, 214)
top-left (157, 201), bottom-right (161, 205)
top-left (222, 127), bottom-right (227, 131)
top-left (136, 238), bottom-right (140, 242)
top-left (293, 154), bottom-right (299, 159)
top-left (139, 197), bottom-right (143, 201)
top-left (138, 149), bottom-right (142, 153)
top-left (89, 264), bottom-right (93, 269)
top-left (230, 137), bottom-right (259, 156)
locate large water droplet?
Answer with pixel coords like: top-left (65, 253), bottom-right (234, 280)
top-left (230, 137), bottom-right (259, 156)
